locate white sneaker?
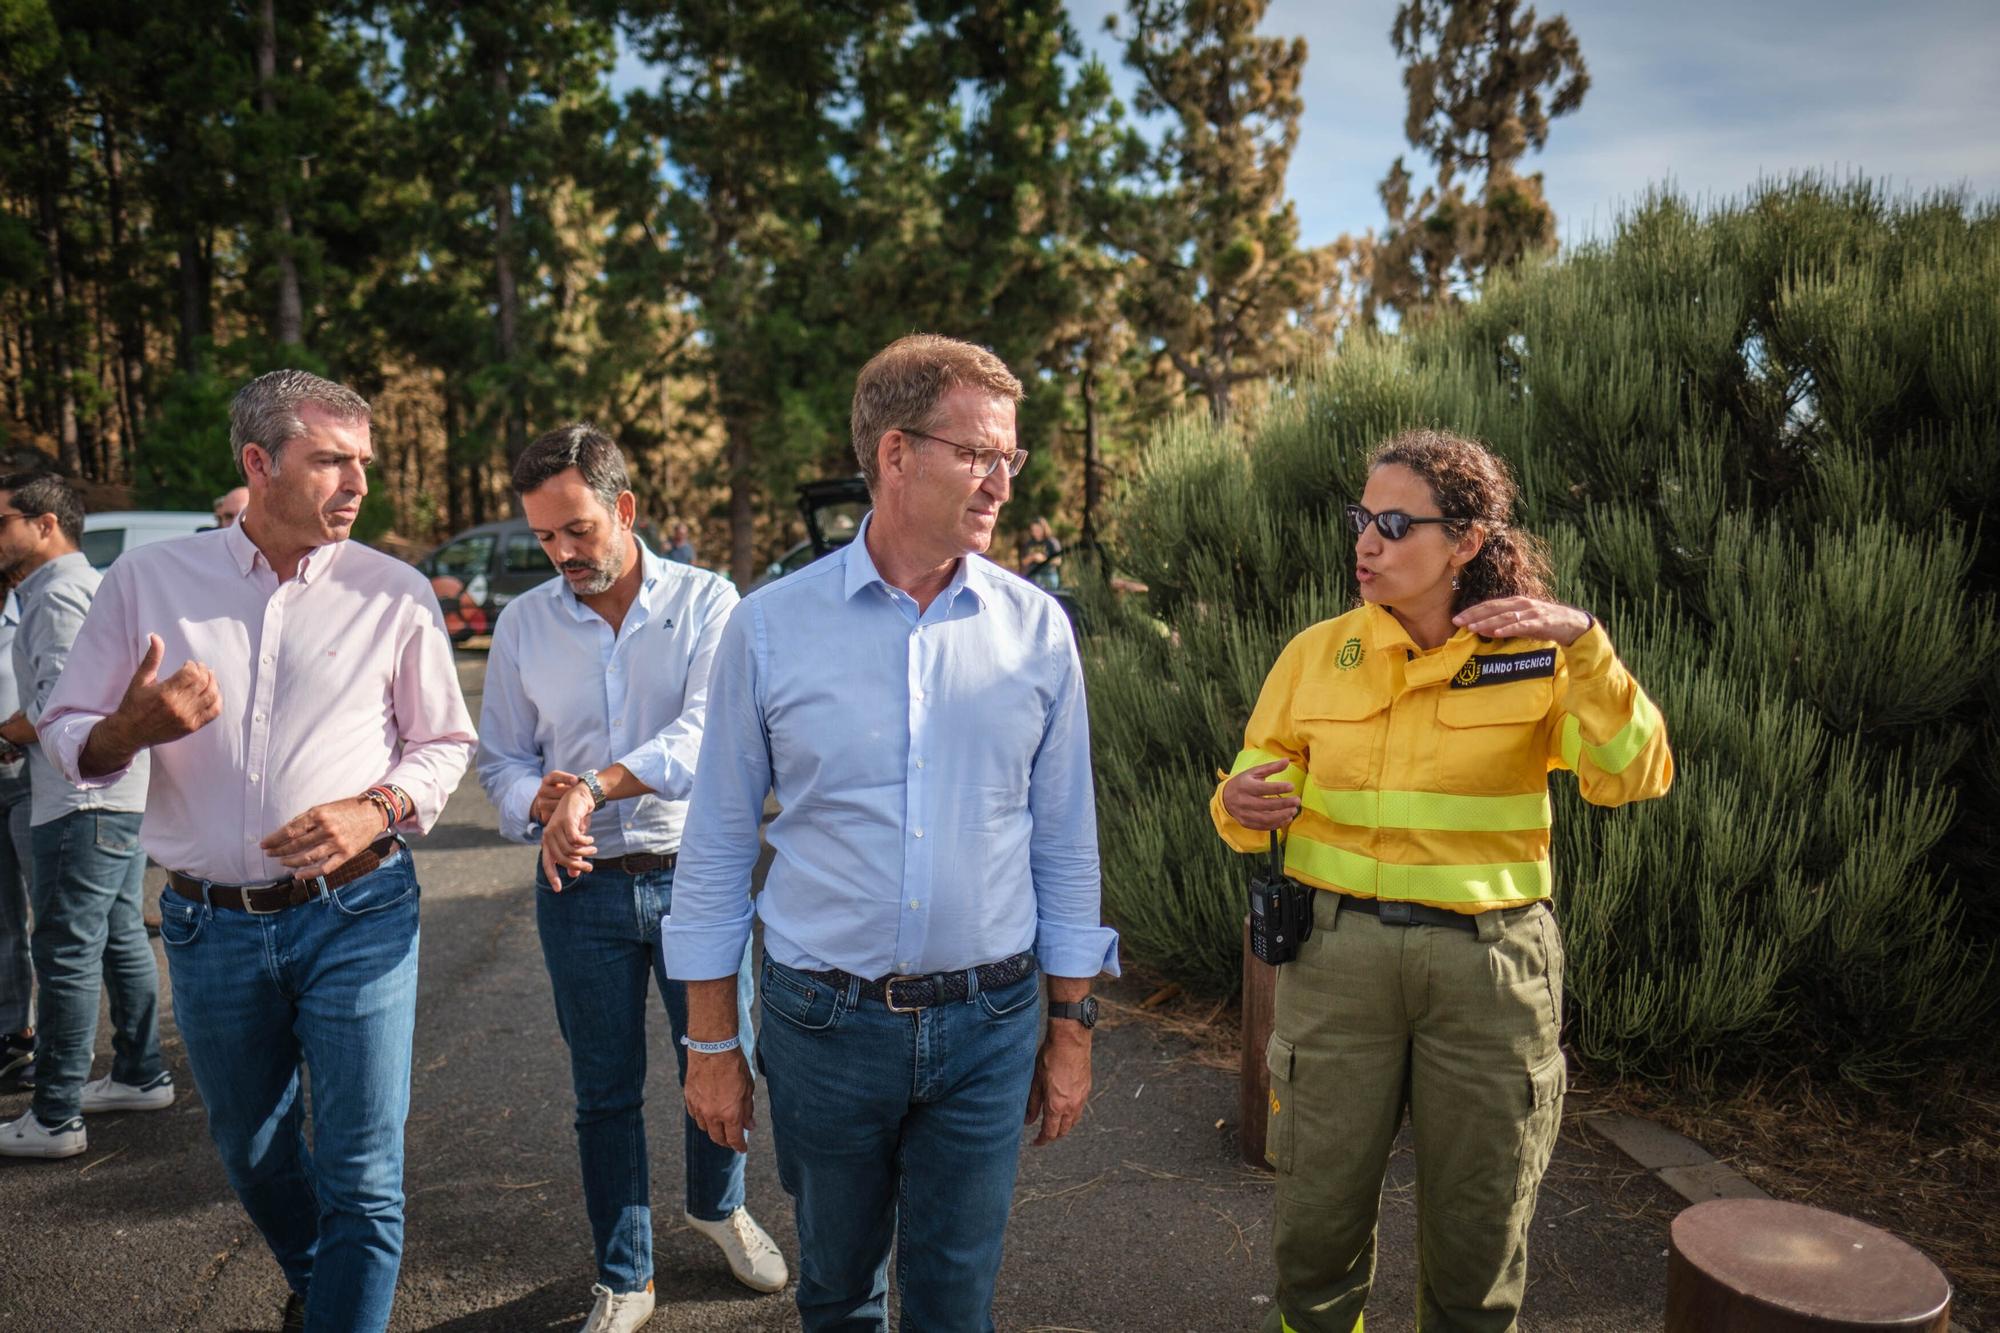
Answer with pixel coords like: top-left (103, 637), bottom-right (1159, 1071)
top-left (80, 1071), bottom-right (175, 1112)
top-left (580, 1279), bottom-right (654, 1332)
top-left (0, 1110), bottom-right (86, 1159)
top-left (685, 1207), bottom-right (789, 1293)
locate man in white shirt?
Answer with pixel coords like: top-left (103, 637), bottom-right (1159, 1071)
top-left (475, 425), bottom-right (784, 1333)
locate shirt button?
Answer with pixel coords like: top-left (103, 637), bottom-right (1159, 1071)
top-left (249, 773), bottom-right (261, 783)
top-left (261, 655), bottom-right (272, 665)
top-left (913, 690), bottom-right (925, 701)
top-left (914, 758), bottom-right (924, 769)
top-left (254, 712), bottom-right (265, 723)
top-left (913, 828), bottom-right (924, 838)
top-left (909, 900), bottom-right (920, 909)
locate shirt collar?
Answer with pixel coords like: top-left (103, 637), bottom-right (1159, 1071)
top-left (223, 517), bottom-right (334, 583)
top-left (840, 513), bottom-right (989, 611)
top-left (18, 550), bottom-right (88, 599)
top-left (557, 534), bottom-right (660, 624)
top-left (1, 590), bottom-right (17, 628)
top-left (1364, 602), bottom-right (1479, 689)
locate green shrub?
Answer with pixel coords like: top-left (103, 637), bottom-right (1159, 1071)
top-left (1086, 177), bottom-right (1999, 1083)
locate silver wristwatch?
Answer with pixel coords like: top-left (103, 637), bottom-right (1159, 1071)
top-left (578, 769), bottom-right (609, 810)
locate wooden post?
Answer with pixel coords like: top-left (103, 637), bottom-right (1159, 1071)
top-left (1239, 915), bottom-right (1278, 1170)
top-left (1666, 1199), bottom-right (1950, 1332)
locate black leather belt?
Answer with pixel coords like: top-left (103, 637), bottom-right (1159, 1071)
top-left (169, 835), bottom-right (400, 914)
top-left (593, 851), bottom-right (677, 875)
top-left (1324, 892), bottom-right (1547, 934)
top-left (807, 952), bottom-right (1038, 1013)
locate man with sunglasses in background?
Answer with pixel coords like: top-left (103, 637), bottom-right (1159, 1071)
top-left (666, 334), bottom-right (1118, 1331)
top-left (0, 473), bottom-right (169, 1160)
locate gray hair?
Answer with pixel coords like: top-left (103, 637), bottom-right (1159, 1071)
top-left (229, 369), bottom-right (371, 478)
top-left (850, 334), bottom-right (1022, 493)
top-left (511, 423), bottom-right (631, 513)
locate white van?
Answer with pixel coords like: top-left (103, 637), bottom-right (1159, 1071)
top-left (80, 511), bottom-right (215, 570)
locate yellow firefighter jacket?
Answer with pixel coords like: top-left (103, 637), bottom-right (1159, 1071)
top-left (1211, 603), bottom-right (1673, 912)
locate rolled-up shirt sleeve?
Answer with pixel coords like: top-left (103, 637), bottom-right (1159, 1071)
top-left (381, 585), bottom-right (477, 833)
top-left (614, 578), bottom-right (737, 802)
top-left (40, 562), bottom-right (141, 790)
top-left (661, 602), bottom-right (766, 981)
top-left (472, 608), bottom-right (546, 845)
top-left (1028, 629), bottom-right (1120, 980)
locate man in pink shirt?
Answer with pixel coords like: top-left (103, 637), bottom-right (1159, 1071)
top-left (39, 369), bottom-right (476, 1333)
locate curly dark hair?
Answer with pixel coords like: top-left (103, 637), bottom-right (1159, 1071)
top-left (1368, 428), bottom-right (1553, 615)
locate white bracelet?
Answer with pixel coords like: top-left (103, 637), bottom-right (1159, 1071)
top-left (680, 1034), bottom-right (741, 1055)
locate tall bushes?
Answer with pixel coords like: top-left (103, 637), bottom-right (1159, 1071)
top-left (1087, 177), bottom-right (1999, 1082)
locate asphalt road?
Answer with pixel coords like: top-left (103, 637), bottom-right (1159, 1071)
top-left (0, 653), bottom-right (1680, 1331)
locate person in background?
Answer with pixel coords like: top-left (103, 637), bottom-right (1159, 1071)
top-left (664, 521), bottom-right (696, 565)
top-left (37, 370), bottom-right (476, 1333)
top-left (476, 424), bottom-right (784, 1333)
top-left (668, 334), bottom-right (1116, 1332)
top-left (0, 472), bottom-right (168, 1161)
top-left (0, 565), bottom-right (35, 1088)
top-left (213, 486), bottom-right (249, 528)
top-left (1021, 515), bottom-right (1062, 590)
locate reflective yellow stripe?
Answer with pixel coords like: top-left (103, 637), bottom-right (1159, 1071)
top-left (1286, 833), bottom-right (1551, 905)
top-left (1280, 1314), bottom-right (1362, 1333)
top-left (1301, 778), bottom-right (1550, 832)
top-left (1561, 715), bottom-right (1583, 770)
top-left (1584, 691), bottom-right (1661, 775)
top-left (1231, 747), bottom-right (1305, 792)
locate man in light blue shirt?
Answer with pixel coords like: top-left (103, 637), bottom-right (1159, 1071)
top-left (667, 335), bottom-right (1119, 1332)
top-left (475, 425), bottom-right (784, 1332)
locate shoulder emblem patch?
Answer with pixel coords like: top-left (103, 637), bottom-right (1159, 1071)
top-left (1449, 648), bottom-right (1557, 689)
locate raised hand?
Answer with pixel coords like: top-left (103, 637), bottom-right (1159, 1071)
top-left (1220, 757), bottom-right (1302, 830)
top-left (1453, 597), bottom-right (1592, 646)
top-left (114, 634), bottom-right (222, 747)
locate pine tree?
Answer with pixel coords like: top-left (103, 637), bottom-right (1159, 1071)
top-left (1371, 0), bottom-right (1588, 316)
top-left (1112, 0), bottom-right (1333, 423)
top-left (1086, 178), bottom-right (2000, 1083)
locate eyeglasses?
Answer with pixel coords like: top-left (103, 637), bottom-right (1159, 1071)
top-left (1345, 503), bottom-right (1463, 541)
top-left (900, 429), bottom-right (1029, 479)
top-left (0, 513), bottom-right (30, 527)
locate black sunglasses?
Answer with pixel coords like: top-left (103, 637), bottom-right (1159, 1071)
top-left (1345, 503), bottom-right (1463, 541)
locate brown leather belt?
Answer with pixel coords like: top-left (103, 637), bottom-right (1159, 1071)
top-left (168, 835), bottom-right (401, 914)
top-left (592, 851), bottom-right (678, 875)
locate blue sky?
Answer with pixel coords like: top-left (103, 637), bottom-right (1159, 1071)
top-left (611, 2), bottom-right (2000, 249)
top-left (1066, 0), bottom-right (2000, 247)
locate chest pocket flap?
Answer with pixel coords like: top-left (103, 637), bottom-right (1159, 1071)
top-left (1293, 684), bottom-right (1387, 723)
top-left (1436, 680), bottom-right (1555, 729)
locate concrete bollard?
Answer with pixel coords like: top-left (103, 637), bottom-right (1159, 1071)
top-left (1666, 1198), bottom-right (1950, 1332)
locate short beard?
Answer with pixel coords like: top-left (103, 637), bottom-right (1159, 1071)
top-left (563, 555), bottom-right (620, 596)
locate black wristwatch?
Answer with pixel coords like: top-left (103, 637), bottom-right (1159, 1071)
top-left (1048, 996), bottom-right (1099, 1029)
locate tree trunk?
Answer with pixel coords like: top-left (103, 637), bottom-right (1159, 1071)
top-left (727, 413), bottom-right (756, 589)
top-left (490, 59), bottom-right (525, 467)
top-left (35, 114), bottom-right (81, 475)
top-left (1080, 354), bottom-right (1101, 555)
top-left (258, 0), bottom-right (304, 348)
top-left (100, 113), bottom-right (149, 452)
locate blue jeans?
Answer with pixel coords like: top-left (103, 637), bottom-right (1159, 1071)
top-left (28, 809), bottom-right (162, 1123)
top-left (0, 775), bottom-right (34, 1034)
top-left (756, 957), bottom-right (1042, 1333)
top-left (535, 861), bottom-right (755, 1292)
top-left (158, 844), bottom-right (420, 1333)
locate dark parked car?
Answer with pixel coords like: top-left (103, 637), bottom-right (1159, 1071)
top-left (415, 515), bottom-right (663, 642)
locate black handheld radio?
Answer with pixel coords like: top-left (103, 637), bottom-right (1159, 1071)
top-left (1248, 829), bottom-right (1314, 966)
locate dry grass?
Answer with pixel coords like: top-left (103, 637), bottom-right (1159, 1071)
top-left (1578, 1064), bottom-right (2000, 1332)
top-left (1103, 966), bottom-right (1998, 1330)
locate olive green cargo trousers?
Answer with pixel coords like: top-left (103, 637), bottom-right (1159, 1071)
top-left (1260, 892), bottom-right (1567, 1333)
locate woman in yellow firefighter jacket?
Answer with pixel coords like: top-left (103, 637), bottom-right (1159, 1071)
top-left (1214, 429), bottom-right (1672, 1333)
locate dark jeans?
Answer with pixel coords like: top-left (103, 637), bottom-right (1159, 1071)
top-left (28, 809), bottom-right (162, 1123)
top-left (158, 845), bottom-right (420, 1333)
top-left (0, 776), bottom-right (33, 1034)
top-left (535, 861), bottom-right (755, 1292)
top-left (756, 956), bottom-right (1042, 1333)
